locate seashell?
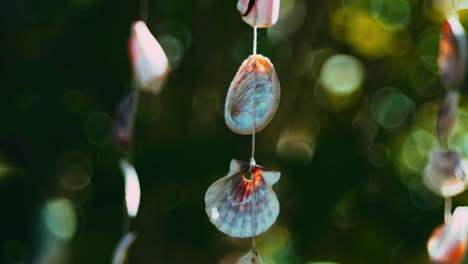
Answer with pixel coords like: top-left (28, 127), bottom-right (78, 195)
top-left (112, 232), bottom-right (137, 264)
top-left (237, 0), bottom-right (280, 28)
top-left (129, 21), bottom-right (170, 94)
top-left (225, 55), bottom-right (280, 135)
top-left (237, 250), bottom-right (263, 264)
top-left (437, 91), bottom-right (459, 146)
top-left (113, 91), bottom-right (135, 152)
top-left (205, 159), bottom-right (280, 238)
top-left (427, 206), bottom-right (468, 264)
top-left (120, 159), bottom-right (141, 218)
top-left (439, 15), bottom-right (467, 91)
top-left (423, 149), bottom-right (466, 197)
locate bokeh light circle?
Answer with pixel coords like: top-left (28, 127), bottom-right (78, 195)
top-left (320, 54), bottom-right (365, 96)
top-left (56, 152), bottom-right (93, 192)
top-left (43, 198), bottom-right (77, 240)
top-left (371, 87), bottom-right (413, 129)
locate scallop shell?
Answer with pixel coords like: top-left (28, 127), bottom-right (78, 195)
top-left (225, 55), bottom-right (280, 135)
top-left (205, 159), bottom-right (280, 238)
top-left (237, 250), bottom-right (263, 264)
top-left (237, 0), bottom-right (280, 28)
top-left (437, 91), bottom-right (459, 146)
top-left (439, 15), bottom-right (467, 91)
top-left (423, 149), bottom-right (466, 197)
top-left (129, 21), bottom-right (170, 94)
top-left (428, 206), bottom-right (468, 264)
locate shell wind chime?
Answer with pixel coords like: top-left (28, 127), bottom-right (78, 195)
top-left (423, 5), bottom-right (468, 263)
top-left (111, 19), bottom-right (170, 264)
top-left (205, 0), bottom-right (281, 262)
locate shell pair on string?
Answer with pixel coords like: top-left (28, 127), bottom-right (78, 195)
top-left (205, 159), bottom-right (280, 238)
top-left (110, 160), bottom-right (141, 264)
top-left (111, 20), bottom-right (169, 264)
top-left (424, 12), bottom-right (468, 264)
top-left (436, 13), bottom-right (466, 147)
top-left (428, 206), bottom-right (468, 264)
top-left (113, 21), bottom-right (170, 151)
top-left (205, 1), bottom-right (281, 262)
top-left (427, 11), bottom-right (468, 197)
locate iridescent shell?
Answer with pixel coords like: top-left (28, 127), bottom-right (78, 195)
top-left (237, 0), bottom-right (280, 28)
top-left (129, 21), bottom-right (170, 94)
top-left (439, 15), bottom-right (467, 91)
top-left (427, 207), bottom-right (468, 264)
top-left (237, 250), bottom-right (263, 264)
top-left (225, 55), bottom-right (280, 135)
top-left (437, 91), bottom-right (459, 146)
top-left (205, 159), bottom-right (280, 238)
top-left (423, 149), bottom-right (466, 197)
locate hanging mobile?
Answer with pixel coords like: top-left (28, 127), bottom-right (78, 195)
top-left (111, 0), bottom-right (170, 262)
top-left (205, 0), bottom-right (281, 262)
top-left (424, 1), bottom-right (468, 263)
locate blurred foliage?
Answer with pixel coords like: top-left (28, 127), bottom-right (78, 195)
top-left (3, 0), bottom-right (468, 263)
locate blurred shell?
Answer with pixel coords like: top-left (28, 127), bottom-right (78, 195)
top-left (439, 15), bottom-right (467, 91)
top-left (423, 149), bottom-right (466, 197)
top-left (129, 21), bottom-right (170, 94)
top-left (113, 91), bottom-right (135, 152)
top-left (437, 91), bottom-right (459, 146)
top-left (225, 55), bottom-right (280, 135)
top-left (112, 232), bottom-right (137, 264)
top-left (428, 207), bottom-right (468, 264)
top-left (205, 159), bottom-right (280, 238)
top-left (237, 250), bottom-right (263, 264)
top-left (120, 159), bottom-right (141, 218)
top-left (237, 0), bottom-right (280, 28)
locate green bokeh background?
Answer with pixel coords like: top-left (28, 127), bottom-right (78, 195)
top-left (2, 0), bottom-right (468, 263)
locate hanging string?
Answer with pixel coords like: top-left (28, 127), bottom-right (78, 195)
top-left (253, 26), bottom-right (258, 55)
top-left (451, 0), bottom-right (459, 16)
top-left (251, 26), bottom-right (258, 161)
top-left (126, 85), bottom-right (140, 164)
top-left (444, 197), bottom-right (452, 224)
top-left (250, 23), bottom-right (259, 251)
top-left (140, 0), bottom-right (148, 23)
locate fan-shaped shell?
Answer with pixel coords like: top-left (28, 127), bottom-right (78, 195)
top-left (439, 15), bottom-right (467, 91)
top-left (237, 0), bottom-right (280, 28)
top-left (205, 159), bottom-right (280, 238)
top-left (129, 21), bottom-right (170, 94)
top-left (225, 55), bottom-right (280, 135)
top-left (437, 91), bottom-right (459, 146)
top-left (423, 149), bottom-right (466, 197)
top-left (428, 206), bottom-right (468, 264)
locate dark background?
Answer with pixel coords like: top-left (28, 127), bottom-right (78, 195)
top-left (1, 0), bottom-right (467, 263)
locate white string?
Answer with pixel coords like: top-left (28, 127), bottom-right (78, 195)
top-left (444, 197), bottom-right (452, 224)
top-left (250, 159), bottom-right (257, 250)
top-left (452, 0), bottom-right (459, 16)
top-left (251, 26), bottom-right (258, 160)
top-left (250, 24), bottom-right (258, 250)
top-left (253, 26), bottom-right (258, 55)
